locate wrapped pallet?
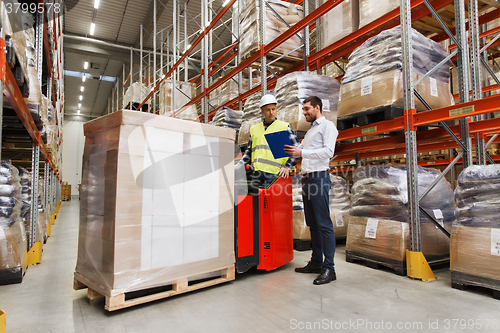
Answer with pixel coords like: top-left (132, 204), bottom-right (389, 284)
top-left (292, 174), bottom-right (309, 242)
top-left (37, 180), bottom-right (48, 242)
top-left (0, 161), bottom-right (28, 285)
top-left (321, 0), bottom-right (359, 48)
top-left (346, 165), bottom-right (455, 274)
top-left (329, 175), bottom-right (351, 238)
top-left (338, 26), bottom-right (453, 120)
top-left (359, 0), bottom-right (399, 28)
top-left (451, 165), bottom-right (500, 294)
top-left (17, 167), bottom-right (41, 244)
top-left (159, 80), bottom-right (198, 120)
top-left (239, 0), bottom-right (303, 60)
top-left (237, 93), bottom-right (262, 146)
top-left (275, 72), bottom-right (340, 131)
top-left (122, 82), bottom-right (150, 111)
top-left (211, 107), bottom-right (244, 132)
top-left (211, 69), bottom-right (261, 109)
top-left (75, 111), bottom-right (235, 302)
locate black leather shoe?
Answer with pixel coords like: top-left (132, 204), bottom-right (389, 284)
top-left (295, 261), bottom-right (322, 274)
top-left (313, 269), bottom-right (336, 285)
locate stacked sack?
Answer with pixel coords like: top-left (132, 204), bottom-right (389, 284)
top-left (238, 0), bottom-right (303, 60)
top-left (329, 175), bottom-right (351, 238)
top-left (0, 161), bottom-right (27, 284)
top-left (37, 179), bottom-right (48, 242)
top-left (275, 72), bottom-right (340, 131)
top-left (347, 165), bottom-right (455, 272)
top-left (237, 93), bottom-right (262, 145)
top-left (451, 165), bottom-right (500, 283)
top-left (211, 107), bottom-right (243, 132)
top-left (338, 26), bottom-right (453, 119)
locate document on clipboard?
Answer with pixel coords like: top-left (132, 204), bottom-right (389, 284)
top-left (264, 130), bottom-right (293, 159)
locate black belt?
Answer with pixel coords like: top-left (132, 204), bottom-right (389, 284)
top-left (303, 170), bottom-right (330, 178)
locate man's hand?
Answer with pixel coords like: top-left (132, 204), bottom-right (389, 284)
top-left (278, 167), bottom-right (290, 179)
top-left (284, 144), bottom-right (302, 157)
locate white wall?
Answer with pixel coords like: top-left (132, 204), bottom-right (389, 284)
top-left (62, 120), bottom-right (85, 195)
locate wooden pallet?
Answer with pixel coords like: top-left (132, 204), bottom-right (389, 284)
top-left (74, 265), bottom-right (235, 311)
top-left (451, 271), bottom-right (500, 300)
top-left (337, 105), bottom-right (405, 131)
top-left (242, 48), bottom-right (303, 68)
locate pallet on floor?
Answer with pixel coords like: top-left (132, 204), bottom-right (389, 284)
top-left (345, 249), bottom-right (407, 276)
top-left (73, 265), bottom-right (236, 311)
top-left (451, 271), bottom-right (500, 300)
top-left (293, 239), bottom-right (312, 251)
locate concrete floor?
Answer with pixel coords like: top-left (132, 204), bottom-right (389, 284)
top-left (1, 199), bottom-right (499, 333)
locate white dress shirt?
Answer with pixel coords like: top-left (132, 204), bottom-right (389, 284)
top-left (299, 116), bottom-right (338, 173)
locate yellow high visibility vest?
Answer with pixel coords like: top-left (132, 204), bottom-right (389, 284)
top-left (250, 119), bottom-right (290, 174)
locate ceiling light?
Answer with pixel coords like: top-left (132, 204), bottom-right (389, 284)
top-left (84, 61), bottom-right (88, 69)
top-left (80, 86), bottom-right (84, 92)
top-left (78, 103), bottom-right (81, 108)
top-left (94, 0), bottom-right (100, 9)
top-left (90, 23), bottom-right (95, 35)
top-left (82, 74), bottom-right (86, 82)
top-left (79, 95), bottom-right (83, 100)
top-left (77, 110), bottom-right (80, 114)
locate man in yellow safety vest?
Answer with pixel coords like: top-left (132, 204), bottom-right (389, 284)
top-left (238, 94), bottom-right (299, 188)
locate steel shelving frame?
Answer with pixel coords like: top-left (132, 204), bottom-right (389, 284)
top-left (0, 0), bottom-right (63, 265)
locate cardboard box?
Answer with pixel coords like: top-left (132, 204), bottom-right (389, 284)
top-left (293, 210), bottom-right (350, 240)
top-left (450, 225), bottom-right (500, 281)
top-left (76, 111), bottom-right (236, 297)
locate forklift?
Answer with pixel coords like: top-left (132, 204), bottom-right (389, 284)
top-left (234, 165), bottom-right (294, 273)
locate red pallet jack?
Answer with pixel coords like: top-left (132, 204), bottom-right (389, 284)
top-left (234, 165), bottom-right (294, 273)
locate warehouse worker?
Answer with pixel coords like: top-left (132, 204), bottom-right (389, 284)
top-left (238, 94), bottom-right (299, 188)
top-left (284, 96), bottom-right (338, 285)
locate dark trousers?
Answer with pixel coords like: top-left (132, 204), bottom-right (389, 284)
top-left (302, 171), bottom-right (336, 272)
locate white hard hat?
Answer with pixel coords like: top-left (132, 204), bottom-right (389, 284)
top-left (259, 94), bottom-right (277, 108)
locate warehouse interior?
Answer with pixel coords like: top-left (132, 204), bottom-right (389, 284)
top-left (1, 0), bottom-right (500, 331)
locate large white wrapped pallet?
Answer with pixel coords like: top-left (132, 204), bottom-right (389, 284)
top-left (75, 110), bottom-right (236, 298)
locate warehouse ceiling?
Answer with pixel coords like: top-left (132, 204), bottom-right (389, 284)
top-left (62, 0), bottom-right (233, 118)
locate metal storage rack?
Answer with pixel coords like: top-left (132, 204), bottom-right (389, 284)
top-left (0, 0), bottom-right (63, 267)
top-left (106, 0), bottom-right (500, 278)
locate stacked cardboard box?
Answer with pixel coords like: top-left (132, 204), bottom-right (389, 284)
top-left (75, 111), bottom-right (236, 298)
top-left (237, 93), bottom-right (262, 146)
top-left (451, 165), bottom-right (500, 292)
top-left (61, 182), bottom-right (71, 201)
top-left (159, 80), bottom-right (198, 120)
top-left (359, 0), bottom-right (399, 28)
top-left (321, 0), bottom-right (359, 48)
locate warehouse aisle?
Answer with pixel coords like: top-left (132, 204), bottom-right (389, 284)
top-left (1, 199), bottom-right (499, 333)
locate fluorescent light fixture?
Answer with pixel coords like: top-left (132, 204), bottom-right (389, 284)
top-left (78, 103), bottom-right (81, 108)
top-left (84, 61), bottom-right (88, 69)
top-left (82, 74), bottom-right (86, 82)
top-left (90, 23), bottom-right (95, 35)
top-left (79, 95), bottom-right (83, 100)
top-left (94, 0), bottom-right (100, 9)
top-left (80, 86), bottom-right (84, 92)
top-left (77, 110), bottom-right (80, 114)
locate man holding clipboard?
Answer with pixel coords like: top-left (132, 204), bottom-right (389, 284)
top-left (237, 94), bottom-right (299, 188)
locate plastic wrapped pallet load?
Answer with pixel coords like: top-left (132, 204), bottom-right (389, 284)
top-left (0, 161), bottom-right (28, 285)
top-left (329, 175), bottom-right (351, 238)
top-left (159, 80), bottom-right (198, 120)
top-left (237, 93), bottom-right (262, 146)
top-left (239, 0), bottom-right (303, 60)
top-left (292, 173), bottom-right (351, 241)
top-left (122, 82), bottom-right (150, 110)
top-left (450, 165), bottom-right (500, 292)
top-left (338, 26), bottom-right (453, 120)
top-left (320, 0), bottom-right (359, 48)
top-left (346, 165), bottom-right (455, 274)
top-left (75, 110), bottom-right (236, 305)
top-left (359, 0), bottom-right (399, 28)
top-left (211, 107), bottom-right (243, 132)
top-left (275, 72), bottom-right (340, 131)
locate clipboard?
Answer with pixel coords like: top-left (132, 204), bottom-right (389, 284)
top-left (264, 130), bottom-right (292, 159)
